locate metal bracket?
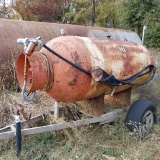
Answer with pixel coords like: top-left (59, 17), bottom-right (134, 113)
top-left (111, 86), bottom-right (117, 96)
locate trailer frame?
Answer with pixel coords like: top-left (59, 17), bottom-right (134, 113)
top-left (0, 107), bottom-right (127, 140)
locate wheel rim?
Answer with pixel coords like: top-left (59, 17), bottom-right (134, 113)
top-left (141, 110), bottom-right (154, 134)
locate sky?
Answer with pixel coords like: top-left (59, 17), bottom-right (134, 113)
top-left (0, 0), bottom-right (11, 6)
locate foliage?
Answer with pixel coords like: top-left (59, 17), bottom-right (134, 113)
top-left (10, 0), bottom-right (69, 22)
top-left (145, 22), bottom-right (160, 49)
top-left (0, 120), bottom-right (160, 159)
top-left (0, 0), bottom-right (14, 18)
top-left (73, 7), bottom-right (92, 25)
top-left (12, 0), bottom-right (36, 20)
top-left (116, 0), bottom-right (159, 35)
top-left (96, 0), bottom-right (118, 28)
top-left (65, 11), bottom-right (75, 23)
top-left (64, 0), bottom-right (94, 25)
top-left (28, 0), bottom-right (62, 22)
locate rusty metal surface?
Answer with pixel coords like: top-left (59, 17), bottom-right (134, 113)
top-left (16, 36), bottom-right (153, 103)
top-left (87, 26), bottom-right (142, 43)
top-left (104, 89), bottom-right (131, 108)
top-left (77, 94), bottom-right (105, 116)
top-left (16, 53), bottom-right (49, 91)
top-left (0, 19), bottom-right (142, 83)
top-left (75, 36), bottom-right (153, 99)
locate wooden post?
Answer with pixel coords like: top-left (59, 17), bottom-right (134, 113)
top-left (54, 101), bottom-right (60, 119)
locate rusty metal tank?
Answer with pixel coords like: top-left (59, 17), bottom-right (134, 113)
top-left (0, 19), bottom-right (142, 85)
top-left (16, 36), bottom-right (154, 104)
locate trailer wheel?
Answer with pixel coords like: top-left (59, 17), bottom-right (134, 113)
top-left (125, 99), bottom-right (157, 137)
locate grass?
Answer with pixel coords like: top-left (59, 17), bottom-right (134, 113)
top-left (0, 49), bottom-right (160, 160)
top-left (0, 121), bottom-right (160, 160)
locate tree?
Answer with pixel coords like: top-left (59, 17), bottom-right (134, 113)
top-left (145, 22), bottom-right (160, 49)
top-left (117, 0), bottom-right (159, 36)
top-left (12, 0), bottom-right (68, 22)
top-left (96, 0), bottom-right (117, 27)
top-left (91, 0), bottom-right (95, 26)
top-left (28, 0), bottom-right (62, 22)
top-left (12, 0), bottom-right (35, 20)
top-left (0, 0), bottom-right (14, 18)
top-left (144, 1), bottom-right (160, 48)
top-left (73, 7), bottom-right (92, 25)
top-left (65, 0), bottom-right (98, 26)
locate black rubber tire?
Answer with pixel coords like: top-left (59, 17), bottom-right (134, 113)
top-left (125, 99), bottom-right (157, 132)
top-left (16, 122), bottom-right (21, 156)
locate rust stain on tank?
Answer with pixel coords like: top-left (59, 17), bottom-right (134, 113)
top-left (104, 89), bottom-right (131, 108)
top-left (67, 78), bottom-right (77, 86)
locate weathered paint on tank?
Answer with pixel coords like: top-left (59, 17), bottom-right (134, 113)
top-left (16, 36), bottom-right (153, 103)
top-left (0, 19), bottom-right (142, 83)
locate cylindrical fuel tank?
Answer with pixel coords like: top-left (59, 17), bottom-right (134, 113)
top-left (16, 36), bottom-right (153, 102)
top-left (0, 19), bottom-right (142, 84)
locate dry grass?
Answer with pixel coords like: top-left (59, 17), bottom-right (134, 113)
top-left (0, 91), bottom-right (53, 127)
top-left (0, 52), bottom-right (19, 92)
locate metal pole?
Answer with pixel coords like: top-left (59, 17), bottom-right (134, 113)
top-left (142, 25), bottom-right (147, 44)
top-left (15, 111), bottom-right (22, 156)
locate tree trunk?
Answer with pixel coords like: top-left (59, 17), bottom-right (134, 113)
top-left (135, 24), bottom-right (140, 36)
top-left (91, 0), bottom-right (95, 26)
